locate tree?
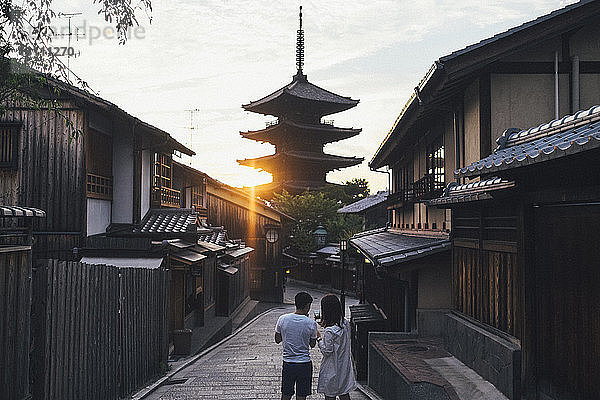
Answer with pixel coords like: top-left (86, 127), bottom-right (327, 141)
top-left (1, 0), bottom-right (152, 118)
top-left (319, 178), bottom-right (370, 207)
top-left (271, 180), bottom-right (370, 253)
top-left (344, 177), bottom-right (369, 202)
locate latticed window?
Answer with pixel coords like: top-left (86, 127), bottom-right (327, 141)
top-left (0, 123), bottom-right (19, 169)
top-left (191, 185), bottom-right (204, 210)
top-left (154, 153), bottom-right (173, 188)
top-left (427, 137), bottom-right (445, 191)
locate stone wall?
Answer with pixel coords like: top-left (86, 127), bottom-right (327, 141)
top-left (368, 332), bottom-right (450, 400)
top-left (417, 309), bottom-right (448, 337)
top-left (444, 312), bottom-right (521, 399)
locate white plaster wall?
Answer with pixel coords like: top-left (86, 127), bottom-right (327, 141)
top-left (87, 198), bottom-right (112, 236)
top-left (141, 150), bottom-right (152, 219)
top-left (490, 74), bottom-right (569, 145)
top-left (112, 127), bottom-right (134, 223)
top-left (580, 74), bottom-right (600, 110)
top-left (463, 79), bottom-right (481, 166)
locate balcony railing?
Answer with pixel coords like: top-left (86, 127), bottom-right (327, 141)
top-left (86, 173), bottom-right (113, 200)
top-left (412, 174), bottom-right (444, 201)
top-left (387, 188), bottom-right (414, 205)
top-left (152, 186), bottom-right (181, 208)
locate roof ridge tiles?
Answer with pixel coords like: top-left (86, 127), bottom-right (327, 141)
top-left (455, 105), bottom-right (600, 178)
top-left (496, 105), bottom-right (600, 149)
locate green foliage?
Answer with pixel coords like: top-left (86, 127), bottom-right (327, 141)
top-left (271, 180), bottom-right (369, 254)
top-left (344, 178), bottom-right (370, 202)
top-left (319, 177), bottom-right (370, 207)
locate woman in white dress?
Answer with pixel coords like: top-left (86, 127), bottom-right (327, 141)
top-left (317, 294), bottom-right (358, 400)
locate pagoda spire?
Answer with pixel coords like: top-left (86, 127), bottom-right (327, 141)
top-left (295, 6), bottom-right (305, 78)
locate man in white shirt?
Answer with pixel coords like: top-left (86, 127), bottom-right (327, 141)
top-left (275, 291), bottom-right (319, 400)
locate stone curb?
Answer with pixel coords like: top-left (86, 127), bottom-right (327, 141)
top-left (130, 305), bottom-right (291, 399)
top-left (356, 383), bottom-right (385, 400)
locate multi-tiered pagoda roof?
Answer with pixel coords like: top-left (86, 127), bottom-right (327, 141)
top-left (238, 7), bottom-right (363, 198)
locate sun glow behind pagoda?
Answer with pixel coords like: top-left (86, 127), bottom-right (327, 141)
top-left (238, 6), bottom-right (363, 199)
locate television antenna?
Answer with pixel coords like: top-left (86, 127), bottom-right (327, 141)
top-left (54, 12), bottom-right (85, 80)
top-left (184, 109), bottom-right (200, 166)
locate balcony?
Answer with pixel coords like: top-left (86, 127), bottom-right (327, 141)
top-left (412, 174), bottom-right (444, 201)
top-left (387, 188), bottom-right (414, 206)
top-left (152, 186), bottom-right (181, 208)
top-left (86, 173), bottom-right (113, 200)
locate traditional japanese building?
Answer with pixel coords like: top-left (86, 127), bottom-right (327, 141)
top-left (355, 2), bottom-right (600, 400)
top-left (238, 7), bottom-right (363, 198)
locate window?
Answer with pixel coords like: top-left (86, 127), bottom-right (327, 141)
top-left (427, 137), bottom-right (445, 192)
top-left (191, 184), bottom-right (205, 211)
top-left (154, 153), bottom-right (173, 188)
top-left (153, 153), bottom-right (181, 208)
top-left (0, 123), bottom-right (20, 169)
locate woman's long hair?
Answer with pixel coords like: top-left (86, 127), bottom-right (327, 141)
top-left (321, 294), bottom-right (343, 328)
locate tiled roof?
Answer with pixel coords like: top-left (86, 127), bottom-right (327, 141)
top-left (217, 263), bottom-right (239, 275)
top-left (370, 1), bottom-right (600, 170)
top-left (197, 229), bottom-right (227, 245)
top-left (139, 208), bottom-right (198, 234)
top-left (240, 120), bottom-right (361, 145)
top-left (338, 191), bottom-right (388, 214)
top-left (243, 74), bottom-right (359, 111)
top-left (350, 229), bottom-right (450, 268)
top-left (171, 249), bottom-right (207, 264)
top-left (316, 245), bottom-right (339, 256)
top-left (0, 205), bottom-right (46, 217)
top-left (456, 105), bottom-right (600, 177)
top-left (196, 240), bottom-right (226, 252)
top-left (225, 246), bottom-right (254, 259)
top-left (428, 177), bottom-right (515, 206)
top-left (238, 151), bottom-right (363, 168)
top-left (439, 1), bottom-right (593, 63)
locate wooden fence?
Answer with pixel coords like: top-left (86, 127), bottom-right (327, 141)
top-left (32, 260), bottom-right (169, 400)
top-left (0, 245), bottom-right (32, 400)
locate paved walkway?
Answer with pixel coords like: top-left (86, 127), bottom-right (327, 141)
top-left (146, 284), bottom-right (368, 400)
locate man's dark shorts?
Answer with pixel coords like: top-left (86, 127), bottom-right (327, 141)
top-left (282, 361), bottom-right (312, 397)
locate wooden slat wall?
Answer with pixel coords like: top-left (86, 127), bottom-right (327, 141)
top-left (453, 247), bottom-right (522, 338)
top-left (0, 247), bottom-right (32, 400)
top-left (207, 193), bottom-right (278, 241)
top-left (207, 193), bottom-right (282, 299)
top-left (31, 260), bottom-right (169, 400)
top-left (1, 103), bottom-right (86, 258)
top-left (452, 203), bottom-right (523, 339)
top-left (119, 267), bottom-right (169, 397)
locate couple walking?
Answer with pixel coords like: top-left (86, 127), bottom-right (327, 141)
top-left (275, 292), bottom-right (357, 400)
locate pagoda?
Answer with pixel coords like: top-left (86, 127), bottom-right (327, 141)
top-left (238, 6), bottom-right (363, 198)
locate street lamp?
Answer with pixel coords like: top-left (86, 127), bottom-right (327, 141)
top-left (340, 239), bottom-right (347, 318)
top-left (312, 225), bottom-right (328, 247)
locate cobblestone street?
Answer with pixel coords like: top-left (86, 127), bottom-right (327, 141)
top-left (146, 283), bottom-right (368, 399)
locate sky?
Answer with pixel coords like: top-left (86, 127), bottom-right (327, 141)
top-left (49, 0), bottom-right (576, 192)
